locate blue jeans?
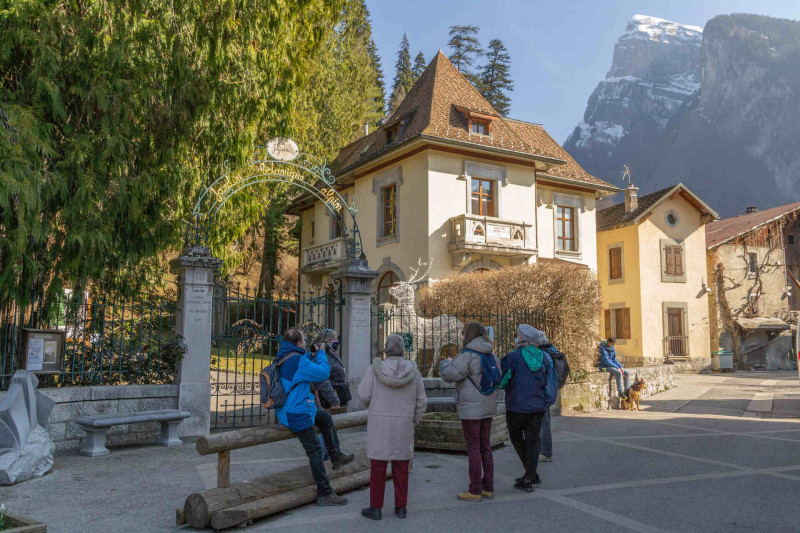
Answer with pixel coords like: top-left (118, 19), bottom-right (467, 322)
top-left (607, 367), bottom-right (630, 395)
top-left (539, 407), bottom-right (552, 458)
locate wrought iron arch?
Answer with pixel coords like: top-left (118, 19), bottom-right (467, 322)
top-left (187, 139), bottom-right (364, 260)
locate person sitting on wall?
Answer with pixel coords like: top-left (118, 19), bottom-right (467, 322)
top-left (598, 337), bottom-right (629, 400)
top-left (275, 328), bottom-right (355, 506)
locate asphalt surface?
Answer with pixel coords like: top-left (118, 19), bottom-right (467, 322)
top-left (2, 371), bottom-right (799, 532)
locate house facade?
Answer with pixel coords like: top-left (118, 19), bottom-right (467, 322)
top-left (597, 184), bottom-right (718, 367)
top-left (706, 202), bottom-right (800, 370)
top-left (291, 52), bottom-right (618, 301)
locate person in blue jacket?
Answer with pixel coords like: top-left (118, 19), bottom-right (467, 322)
top-left (500, 324), bottom-right (558, 493)
top-left (599, 337), bottom-right (629, 399)
top-left (275, 328), bottom-right (354, 506)
top-left (528, 327), bottom-right (561, 464)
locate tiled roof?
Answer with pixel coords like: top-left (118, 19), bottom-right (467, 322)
top-left (706, 201), bottom-right (800, 248)
top-left (597, 186), bottom-right (677, 231)
top-left (330, 51), bottom-right (614, 190)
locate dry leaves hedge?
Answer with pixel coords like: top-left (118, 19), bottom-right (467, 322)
top-left (418, 262), bottom-right (601, 371)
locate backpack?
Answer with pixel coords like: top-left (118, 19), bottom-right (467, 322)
top-left (548, 349), bottom-right (571, 389)
top-left (544, 353), bottom-right (559, 407)
top-left (463, 349), bottom-right (502, 395)
top-left (259, 355), bottom-right (292, 409)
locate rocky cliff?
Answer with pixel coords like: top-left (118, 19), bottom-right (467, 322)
top-left (565, 14), bottom-right (800, 217)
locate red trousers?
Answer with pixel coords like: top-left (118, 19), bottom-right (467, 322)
top-left (461, 418), bottom-right (494, 495)
top-left (369, 459), bottom-right (410, 509)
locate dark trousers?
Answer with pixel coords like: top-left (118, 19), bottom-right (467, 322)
top-left (539, 407), bottom-right (553, 458)
top-left (461, 418), bottom-right (494, 495)
top-left (506, 410), bottom-right (545, 482)
top-left (293, 410), bottom-right (342, 497)
top-left (369, 459), bottom-right (409, 509)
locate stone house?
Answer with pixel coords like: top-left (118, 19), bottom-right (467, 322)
top-left (705, 202), bottom-right (800, 370)
top-left (290, 52), bottom-right (618, 301)
top-left (596, 183), bottom-right (718, 368)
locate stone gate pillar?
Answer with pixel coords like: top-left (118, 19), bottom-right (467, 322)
top-left (331, 258), bottom-right (379, 409)
top-left (170, 245), bottom-right (223, 437)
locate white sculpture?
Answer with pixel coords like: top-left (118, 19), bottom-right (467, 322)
top-left (388, 259), bottom-right (463, 377)
top-left (0, 370), bottom-right (55, 485)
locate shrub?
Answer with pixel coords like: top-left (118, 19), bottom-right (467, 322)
top-left (417, 261), bottom-right (600, 372)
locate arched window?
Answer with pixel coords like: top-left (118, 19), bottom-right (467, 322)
top-left (377, 272), bottom-right (396, 305)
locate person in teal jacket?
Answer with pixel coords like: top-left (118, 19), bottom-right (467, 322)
top-left (275, 328), bottom-right (354, 506)
top-left (598, 337), bottom-right (629, 399)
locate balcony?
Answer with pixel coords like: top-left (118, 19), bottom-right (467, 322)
top-left (447, 214), bottom-right (536, 268)
top-left (663, 336), bottom-right (689, 361)
top-left (301, 238), bottom-right (346, 273)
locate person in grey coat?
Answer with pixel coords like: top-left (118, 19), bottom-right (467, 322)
top-left (439, 322), bottom-right (499, 502)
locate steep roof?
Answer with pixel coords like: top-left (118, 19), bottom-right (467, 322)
top-left (330, 51), bottom-right (614, 190)
top-left (706, 201), bottom-right (800, 248)
top-left (597, 183), bottom-right (718, 232)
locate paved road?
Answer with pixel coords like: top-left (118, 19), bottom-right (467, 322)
top-left (2, 372), bottom-right (799, 532)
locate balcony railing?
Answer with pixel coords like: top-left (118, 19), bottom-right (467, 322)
top-left (448, 214), bottom-right (535, 257)
top-left (302, 238), bottom-right (346, 273)
top-left (663, 335), bottom-right (689, 360)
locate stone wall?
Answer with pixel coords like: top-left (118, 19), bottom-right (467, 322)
top-left (0, 385), bottom-right (178, 453)
top-left (671, 357), bottom-right (712, 374)
top-left (556, 365), bottom-right (675, 413)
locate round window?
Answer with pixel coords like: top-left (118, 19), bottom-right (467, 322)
top-left (665, 210), bottom-right (679, 227)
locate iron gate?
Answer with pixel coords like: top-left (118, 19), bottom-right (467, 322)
top-left (210, 280), bottom-right (343, 430)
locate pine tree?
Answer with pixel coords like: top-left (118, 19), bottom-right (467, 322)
top-left (368, 38), bottom-right (386, 120)
top-left (412, 52), bottom-right (426, 82)
top-left (388, 34), bottom-right (414, 114)
top-left (447, 25), bottom-right (482, 80)
top-left (479, 39), bottom-right (514, 116)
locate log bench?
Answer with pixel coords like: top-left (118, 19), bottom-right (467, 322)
top-left (74, 409), bottom-right (190, 457)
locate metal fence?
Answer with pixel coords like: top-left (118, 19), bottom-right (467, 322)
top-left (0, 291), bottom-right (179, 390)
top-left (372, 304), bottom-right (555, 377)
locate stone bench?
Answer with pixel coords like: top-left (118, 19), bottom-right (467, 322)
top-left (74, 409), bottom-right (190, 457)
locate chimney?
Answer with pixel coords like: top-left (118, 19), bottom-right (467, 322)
top-left (625, 183), bottom-right (639, 214)
top-left (364, 123), bottom-right (369, 136)
top-left (746, 206), bottom-right (758, 214)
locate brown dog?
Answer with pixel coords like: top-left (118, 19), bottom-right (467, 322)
top-left (621, 378), bottom-right (646, 411)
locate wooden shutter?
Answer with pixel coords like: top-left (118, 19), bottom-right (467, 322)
top-left (622, 308), bottom-right (631, 339)
top-left (604, 309), bottom-right (611, 339)
top-left (610, 247), bottom-right (622, 279)
top-left (665, 246), bottom-right (675, 275)
top-left (673, 246), bottom-right (684, 276)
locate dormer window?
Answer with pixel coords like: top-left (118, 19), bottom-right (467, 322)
top-left (471, 120), bottom-right (489, 135)
top-left (386, 126), bottom-right (399, 144)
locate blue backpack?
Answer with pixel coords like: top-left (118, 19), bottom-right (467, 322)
top-left (464, 349), bottom-right (502, 395)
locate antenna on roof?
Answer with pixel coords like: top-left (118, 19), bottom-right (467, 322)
top-left (622, 165), bottom-right (633, 188)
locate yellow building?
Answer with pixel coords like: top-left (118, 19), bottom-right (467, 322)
top-left (597, 184), bottom-right (718, 366)
top-left (291, 52), bottom-right (618, 299)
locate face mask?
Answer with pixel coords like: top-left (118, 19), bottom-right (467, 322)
top-left (514, 337), bottom-right (520, 345)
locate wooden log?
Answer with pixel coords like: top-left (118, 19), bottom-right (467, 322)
top-left (196, 411), bottom-right (367, 455)
top-left (218, 450), bottom-right (230, 488)
top-left (211, 470), bottom-right (372, 530)
top-left (184, 451), bottom-right (371, 528)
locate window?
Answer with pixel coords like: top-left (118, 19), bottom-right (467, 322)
top-left (556, 206), bottom-right (575, 251)
top-left (381, 184), bottom-right (397, 237)
top-left (609, 247), bottom-right (623, 280)
top-left (748, 252), bottom-right (758, 274)
top-left (660, 239), bottom-right (686, 282)
top-left (311, 220), bottom-right (315, 238)
top-left (789, 234), bottom-right (795, 245)
top-left (604, 307), bottom-right (631, 340)
top-left (470, 120), bottom-right (488, 135)
top-left (471, 178), bottom-right (495, 216)
top-left (377, 272), bottom-right (396, 305)
top-left (386, 126), bottom-right (399, 144)
top-left (665, 210), bottom-right (679, 227)
top-left (330, 211), bottom-right (343, 239)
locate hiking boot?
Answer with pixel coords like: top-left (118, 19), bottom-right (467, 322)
top-left (361, 507), bottom-right (381, 520)
top-left (533, 474), bottom-right (542, 485)
top-left (481, 491), bottom-right (494, 499)
top-left (395, 507), bottom-right (407, 519)
top-left (539, 455), bottom-right (553, 463)
top-left (513, 478), bottom-right (534, 493)
top-left (331, 452), bottom-right (355, 471)
top-left (457, 492), bottom-right (482, 502)
top-left (317, 493), bottom-right (348, 506)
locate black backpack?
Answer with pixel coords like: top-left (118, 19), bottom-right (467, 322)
top-left (548, 349), bottom-right (571, 389)
top-left (259, 355), bottom-right (292, 409)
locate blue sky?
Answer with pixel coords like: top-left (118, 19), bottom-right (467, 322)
top-left (366, 0), bottom-right (800, 143)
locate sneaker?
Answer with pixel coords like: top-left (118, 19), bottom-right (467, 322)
top-left (539, 455), bottom-right (553, 463)
top-left (619, 393), bottom-right (628, 400)
top-left (331, 452), bottom-right (355, 471)
top-left (361, 507), bottom-right (381, 520)
top-left (481, 491), bottom-right (494, 499)
top-left (533, 474), bottom-right (542, 485)
top-left (457, 492), bottom-right (482, 502)
top-left (394, 507), bottom-right (407, 519)
top-left (513, 478), bottom-right (534, 493)
top-left (317, 493), bottom-right (348, 506)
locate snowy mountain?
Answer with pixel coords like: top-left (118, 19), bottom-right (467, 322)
top-left (565, 14), bottom-right (800, 216)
